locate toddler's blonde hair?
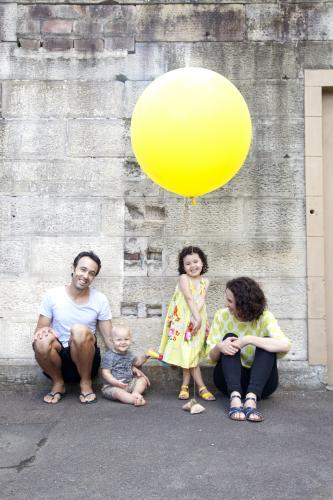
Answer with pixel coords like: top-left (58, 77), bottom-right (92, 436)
top-left (111, 320), bottom-right (131, 338)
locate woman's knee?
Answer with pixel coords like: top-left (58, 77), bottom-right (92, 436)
top-left (223, 332), bottom-right (237, 341)
top-left (254, 348), bottom-right (277, 365)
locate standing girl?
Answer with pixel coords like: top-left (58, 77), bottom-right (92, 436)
top-left (159, 246), bottom-right (215, 401)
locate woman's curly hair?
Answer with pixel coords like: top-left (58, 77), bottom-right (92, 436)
top-left (178, 246), bottom-right (208, 275)
top-left (226, 277), bottom-right (266, 322)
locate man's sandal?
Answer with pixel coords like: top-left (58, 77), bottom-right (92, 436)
top-left (43, 391), bottom-right (65, 404)
top-left (79, 392), bottom-right (97, 404)
top-left (178, 385), bottom-right (190, 400)
top-left (244, 396), bottom-right (264, 422)
top-left (228, 393), bottom-right (245, 421)
top-left (198, 386), bottom-right (216, 401)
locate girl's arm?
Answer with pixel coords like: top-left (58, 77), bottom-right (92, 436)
top-left (231, 335), bottom-right (290, 353)
top-left (179, 274), bottom-right (201, 330)
top-left (101, 368), bottom-right (128, 389)
top-left (195, 277), bottom-right (209, 311)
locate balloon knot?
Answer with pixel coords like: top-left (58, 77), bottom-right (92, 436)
top-left (191, 198), bottom-right (197, 205)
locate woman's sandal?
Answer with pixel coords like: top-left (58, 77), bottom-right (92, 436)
top-left (178, 385), bottom-right (190, 400)
top-left (244, 396), bottom-right (264, 422)
top-left (228, 393), bottom-right (246, 421)
top-left (198, 386), bottom-right (216, 401)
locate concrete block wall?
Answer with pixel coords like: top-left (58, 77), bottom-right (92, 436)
top-left (0, 0), bottom-right (331, 387)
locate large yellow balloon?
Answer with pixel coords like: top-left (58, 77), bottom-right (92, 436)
top-left (131, 67), bottom-right (252, 198)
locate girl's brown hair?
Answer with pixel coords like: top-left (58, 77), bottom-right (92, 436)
top-left (178, 246), bottom-right (208, 275)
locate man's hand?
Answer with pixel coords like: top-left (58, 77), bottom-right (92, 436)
top-left (32, 327), bottom-right (57, 344)
top-left (133, 366), bottom-right (151, 387)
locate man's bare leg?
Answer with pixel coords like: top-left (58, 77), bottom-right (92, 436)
top-left (69, 325), bottom-right (96, 403)
top-left (33, 336), bottom-right (65, 404)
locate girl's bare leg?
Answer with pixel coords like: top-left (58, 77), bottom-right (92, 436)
top-left (190, 366), bottom-right (216, 401)
top-left (178, 368), bottom-right (191, 399)
top-left (189, 366), bottom-right (205, 387)
top-left (182, 368), bottom-right (191, 386)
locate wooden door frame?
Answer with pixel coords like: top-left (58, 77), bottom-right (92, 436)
top-left (305, 69), bottom-right (333, 389)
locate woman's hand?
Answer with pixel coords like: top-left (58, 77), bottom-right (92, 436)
top-left (217, 337), bottom-right (240, 356)
top-left (231, 336), bottom-right (251, 350)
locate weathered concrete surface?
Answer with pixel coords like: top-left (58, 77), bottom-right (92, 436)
top-left (0, 389), bottom-right (332, 500)
top-left (1, 1), bottom-right (332, 385)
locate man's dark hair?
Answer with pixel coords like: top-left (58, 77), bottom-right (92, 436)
top-left (226, 277), bottom-right (267, 322)
top-left (178, 246), bottom-right (208, 275)
top-left (73, 251), bottom-right (102, 276)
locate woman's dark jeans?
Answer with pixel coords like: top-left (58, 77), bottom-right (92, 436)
top-left (213, 333), bottom-right (279, 399)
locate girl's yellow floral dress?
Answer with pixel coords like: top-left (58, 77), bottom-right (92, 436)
top-left (159, 278), bottom-right (209, 368)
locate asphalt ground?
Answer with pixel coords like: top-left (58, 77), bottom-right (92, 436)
top-left (0, 387), bottom-right (333, 500)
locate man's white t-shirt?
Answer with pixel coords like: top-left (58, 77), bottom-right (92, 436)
top-left (39, 286), bottom-right (112, 347)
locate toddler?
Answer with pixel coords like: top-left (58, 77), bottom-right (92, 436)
top-left (101, 323), bottom-right (149, 406)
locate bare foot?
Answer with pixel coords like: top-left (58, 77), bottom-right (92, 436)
top-left (43, 382), bottom-right (65, 404)
top-left (133, 393), bottom-right (146, 406)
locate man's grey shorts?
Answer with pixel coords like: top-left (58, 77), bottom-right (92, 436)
top-left (101, 378), bottom-right (138, 401)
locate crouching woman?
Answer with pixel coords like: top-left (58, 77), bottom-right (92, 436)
top-left (206, 277), bottom-right (291, 422)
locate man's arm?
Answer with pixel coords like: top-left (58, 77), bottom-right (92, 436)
top-left (97, 319), bottom-right (113, 350)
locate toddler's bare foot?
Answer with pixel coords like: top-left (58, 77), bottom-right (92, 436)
top-left (133, 393), bottom-right (146, 406)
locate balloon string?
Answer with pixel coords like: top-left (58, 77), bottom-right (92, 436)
top-left (184, 198), bottom-right (189, 233)
top-left (184, 196), bottom-right (198, 234)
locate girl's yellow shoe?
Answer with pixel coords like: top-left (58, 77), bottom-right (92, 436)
top-left (178, 385), bottom-right (190, 400)
top-left (198, 386), bottom-right (216, 401)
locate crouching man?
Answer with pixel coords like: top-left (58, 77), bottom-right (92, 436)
top-left (33, 250), bottom-right (113, 404)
